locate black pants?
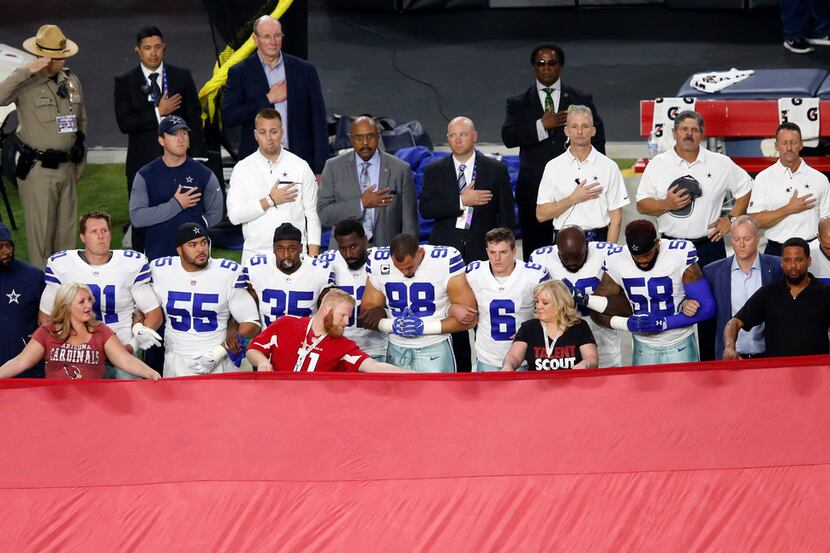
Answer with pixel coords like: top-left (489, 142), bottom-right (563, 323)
top-left (663, 235), bottom-right (726, 361)
top-left (765, 238), bottom-right (816, 258)
top-left (451, 330), bottom-right (472, 372)
top-left (517, 201), bottom-right (553, 258)
top-left (553, 225), bottom-right (609, 244)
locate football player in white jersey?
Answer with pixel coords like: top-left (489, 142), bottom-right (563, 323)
top-left (359, 232), bottom-right (478, 372)
top-left (151, 223), bottom-right (261, 377)
top-left (810, 218), bottom-right (830, 285)
top-left (318, 219), bottom-right (387, 359)
top-left (529, 226), bottom-right (622, 367)
top-left (245, 223), bottom-right (333, 327)
top-left (466, 227), bottom-right (549, 372)
top-left (39, 211), bottom-right (163, 379)
top-left (577, 220), bottom-right (716, 365)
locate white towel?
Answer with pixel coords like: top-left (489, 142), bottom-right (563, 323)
top-left (651, 97), bottom-right (697, 153)
top-left (690, 68), bottom-right (754, 93)
top-left (778, 97), bottom-right (820, 148)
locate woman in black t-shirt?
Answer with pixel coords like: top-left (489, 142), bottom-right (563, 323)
top-left (501, 280), bottom-right (598, 371)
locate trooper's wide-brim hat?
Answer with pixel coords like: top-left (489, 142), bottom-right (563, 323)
top-left (22, 24), bottom-right (78, 59)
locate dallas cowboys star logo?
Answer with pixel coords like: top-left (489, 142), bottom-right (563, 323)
top-left (6, 289), bottom-right (20, 304)
top-left (186, 176), bottom-right (194, 184)
top-left (193, 227), bottom-right (201, 235)
top-left (706, 173), bottom-right (712, 179)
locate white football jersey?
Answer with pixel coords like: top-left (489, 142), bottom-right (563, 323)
top-left (367, 244), bottom-right (465, 348)
top-left (319, 249), bottom-right (387, 358)
top-left (245, 254), bottom-right (334, 326)
top-left (465, 259), bottom-right (549, 366)
top-left (810, 241), bottom-right (830, 284)
top-left (530, 242), bottom-right (623, 367)
top-left (41, 249), bottom-right (157, 344)
top-left (603, 238), bottom-right (697, 347)
top-left (151, 257), bottom-right (257, 374)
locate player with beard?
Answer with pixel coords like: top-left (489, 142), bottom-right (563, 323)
top-left (151, 223), bottom-right (261, 376)
top-left (724, 237), bottom-right (830, 358)
top-left (246, 288), bottom-right (409, 372)
top-left (529, 226), bottom-right (622, 367)
top-left (318, 219), bottom-right (387, 359)
top-left (577, 219), bottom-right (715, 365)
top-left (244, 223), bottom-right (333, 327)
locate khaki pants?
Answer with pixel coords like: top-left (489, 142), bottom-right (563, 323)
top-left (18, 161), bottom-right (77, 268)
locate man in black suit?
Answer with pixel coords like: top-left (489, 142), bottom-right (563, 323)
top-left (420, 116), bottom-right (515, 371)
top-left (502, 43), bottom-right (605, 257)
top-left (221, 15), bottom-right (328, 175)
top-left (114, 26), bottom-right (204, 252)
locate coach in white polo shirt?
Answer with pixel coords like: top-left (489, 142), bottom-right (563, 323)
top-left (536, 105), bottom-right (628, 244)
top-left (226, 107), bottom-right (321, 264)
top-left (748, 121), bottom-right (830, 257)
top-left (636, 110), bottom-right (752, 269)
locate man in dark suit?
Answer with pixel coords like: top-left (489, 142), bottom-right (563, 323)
top-left (502, 43), bottom-right (605, 257)
top-left (318, 116), bottom-right (419, 250)
top-left (221, 15), bottom-right (327, 175)
top-left (420, 116), bottom-right (515, 371)
top-left (703, 215), bottom-right (783, 359)
top-left (114, 26), bottom-right (204, 252)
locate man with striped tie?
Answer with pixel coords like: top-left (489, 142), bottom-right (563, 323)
top-left (419, 115), bottom-right (514, 370)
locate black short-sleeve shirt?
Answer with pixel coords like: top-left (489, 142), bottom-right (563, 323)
top-left (514, 318), bottom-right (596, 370)
top-left (735, 274), bottom-right (830, 357)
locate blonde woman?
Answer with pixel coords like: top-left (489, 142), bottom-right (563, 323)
top-left (0, 282), bottom-right (159, 380)
top-left (501, 280), bottom-right (598, 371)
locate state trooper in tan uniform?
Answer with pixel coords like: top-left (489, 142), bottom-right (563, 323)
top-left (0, 25), bottom-right (87, 268)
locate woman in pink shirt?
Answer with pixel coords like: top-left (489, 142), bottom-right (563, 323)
top-left (0, 282), bottom-right (159, 380)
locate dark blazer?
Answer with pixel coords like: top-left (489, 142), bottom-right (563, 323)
top-left (703, 253), bottom-right (783, 359)
top-left (419, 152), bottom-right (515, 263)
top-left (501, 83), bottom-right (605, 205)
top-left (114, 64), bottom-right (204, 187)
top-left (317, 151), bottom-right (419, 249)
top-left (221, 52), bottom-right (327, 173)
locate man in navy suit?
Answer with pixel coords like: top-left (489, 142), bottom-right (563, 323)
top-left (502, 44), bottom-right (605, 257)
top-left (703, 215), bottom-right (783, 359)
top-left (221, 15), bottom-right (327, 175)
top-left (114, 26), bottom-right (204, 251)
top-left (420, 116), bottom-right (515, 371)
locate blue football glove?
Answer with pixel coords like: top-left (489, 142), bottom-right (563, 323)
top-left (626, 314), bottom-right (668, 334)
top-left (570, 286), bottom-right (590, 308)
top-left (392, 307), bottom-right (425, 337)
top-left (227, 333), bottom-right (250, 368)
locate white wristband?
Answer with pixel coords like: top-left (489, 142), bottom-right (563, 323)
top-left (586, 295), bottom-right (608, 313)
top-left (610, 316), bottom-right (630, 331)
top-left (423, 320), bottom-right (443, 335)
top-left (211, 343), bottom-right (229, 361)
top-left (378, 318), bottom-right (393, 334)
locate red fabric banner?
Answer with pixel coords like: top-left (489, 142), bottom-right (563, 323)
top-left (1, 356), bottom-right (830, 552)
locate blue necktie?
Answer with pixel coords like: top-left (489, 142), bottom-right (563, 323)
top-left (457, 164), bottom-right (467, 192)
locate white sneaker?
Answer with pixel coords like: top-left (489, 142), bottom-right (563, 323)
top-left (806, 35), bottom-right (830, 46)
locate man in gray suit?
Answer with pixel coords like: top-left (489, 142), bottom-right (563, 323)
top-left (318, 116), bottom-right (419, 250)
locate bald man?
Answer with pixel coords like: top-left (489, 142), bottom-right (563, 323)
top-left (318, 115), bottom-right (419, 249)
top-left (419, 115), bottom-right (515, 370)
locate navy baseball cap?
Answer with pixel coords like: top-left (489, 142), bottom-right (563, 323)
top-left (158, 115), bottom-right (191, 136)
top-left (0, 222), bottom-right (11, 242)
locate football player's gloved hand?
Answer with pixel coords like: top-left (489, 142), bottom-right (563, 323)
top-left (188, 344), bottom-right (228, 374)
top-left (392, 307), bottom-right (424, 337)
top-left (626, 314), bottom-right (668, 334)
top-left (129, 323), bottom-right (162, 351)
top-left (227, 333), bottom-right (250, 368)
top-left (570, 286), bottom-right (589, 308)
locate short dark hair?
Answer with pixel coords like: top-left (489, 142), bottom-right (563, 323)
top-left (782, 237), bottom-right (810, 257)
top-left (485, 227), bottom-right (516, 249)
top-left (255, 108), bottom-right (282, 125)
top-left (673, 110), bottom-right (705, 133)
top-left (530, 44), bottom-right (565, 67)
top-left (334, 218), bottom-right (366, 239)
top-left (136, 26), bottom-right (163, 45)
top-left (776, 121), bottom-right (802, 138)
top-left (79, 211), bottom-right (111, 234)
top-left (390, 233), bottom-right (419, 261)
